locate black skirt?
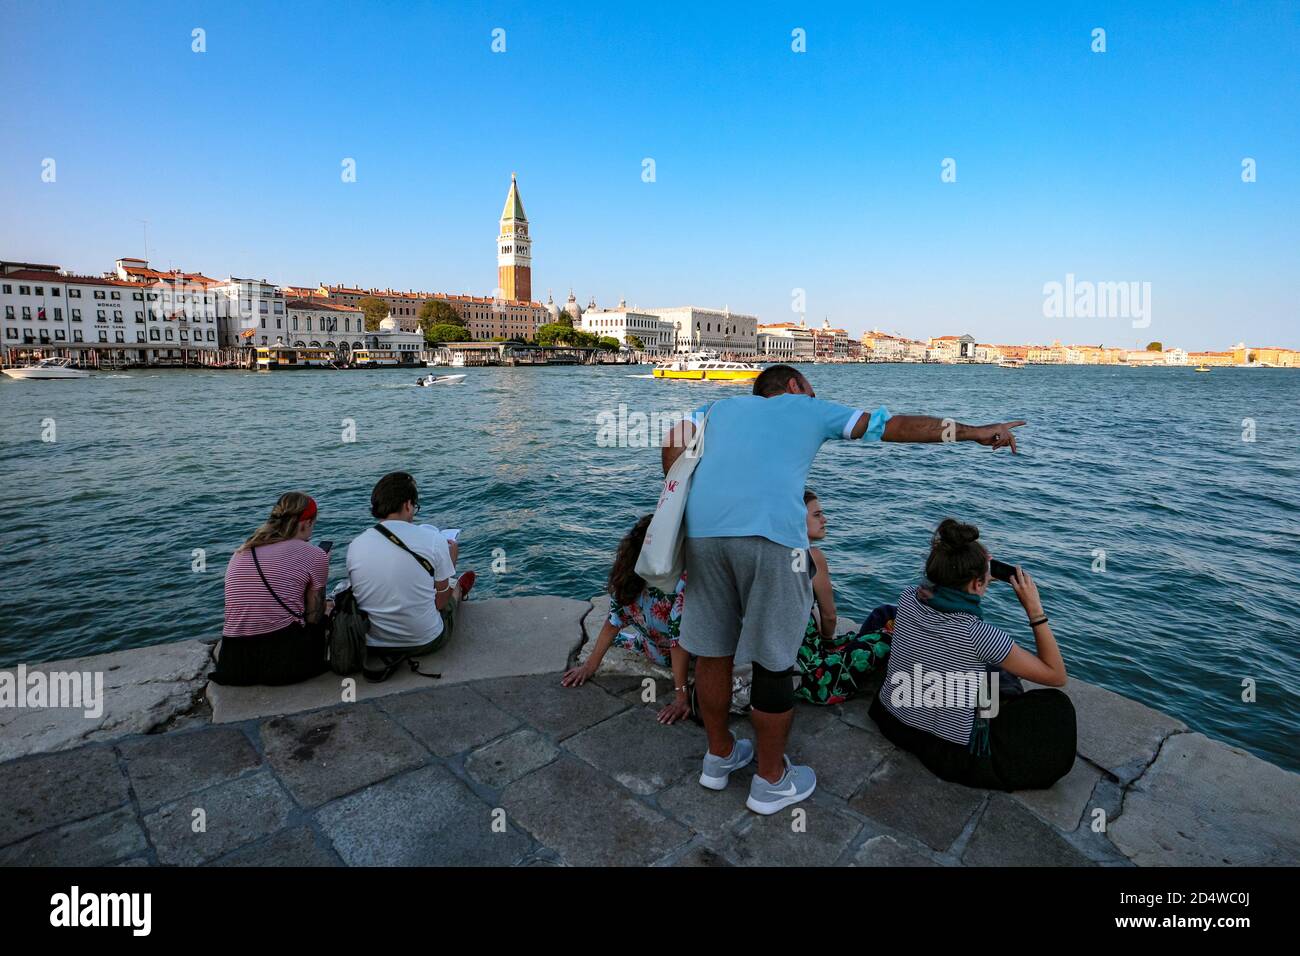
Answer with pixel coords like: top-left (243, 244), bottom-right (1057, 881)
top-left (211, 622), bottom-right (329, 687)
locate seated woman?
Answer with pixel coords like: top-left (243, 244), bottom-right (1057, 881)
top-left (213, 492), bottom-right (330, 686)
top-left (561, 515), bottom-right (691, 725)
top-left (869, 518), bottom-right (1075, 790)
top-left (795, 489), bottom-right (890, 705)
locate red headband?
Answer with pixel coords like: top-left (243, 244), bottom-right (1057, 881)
top-left (299, 497), bottom-right (317, 523)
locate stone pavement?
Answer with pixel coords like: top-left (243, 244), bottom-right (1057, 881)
top-left (2, 595), bottom-right (1298, 867)
top-left (4, 663), bottom-right (1298, 866)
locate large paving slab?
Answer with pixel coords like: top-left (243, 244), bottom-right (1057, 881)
top-left (0, 746), bottom-right (131, 847)
top-left (0, 807), bottom-right (149, 867)
top-left (211, 826), bottom-right (340, 867)
top-left (0, 640), bottom-right (213, 761)
top-left (119, 726), bottom-right (261, 810)
top-left (316, 765), bottom-right (531, 866)
top-left (852, 834), bottom-right (942, 867)
top-left (717, 794), bottom-right (864, 867)
top-left (563, 706), bottom-right (707, 795)
top-left (142, 769), bottom-right (297, 866)
top-left (791, 719), bottom-right (893, 798)
top-left (465, 729), bottom-right (560, 789)
top-left (476, 672), bottom-right (628, 740)
top-left (258, 704), bottom-right (429, 807)
top-left (1012, 757), bottom-right (1103, 832)
top-left (1108, 732), bottom-right (1300, 866)
top-left (207, 596), bottom-right (589, 724)
top-left (849, 752), bottom-right (985, 852)
top-left (377, 684), bottom-right (521, 757)
top-left (961, 795), bottom-right (1095, 866)
top-left (501, 757), bottom-right (691, 866)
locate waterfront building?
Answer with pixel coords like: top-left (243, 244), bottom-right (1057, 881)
top-left (1231, 343), bottom-right (1297, 366)
top-left (861, 329), bottom-right (928, 362)
top-left (1, 260), bottom-right (220, 367)
top-left (645, 306), bottom-right (758, 357)
top-left (928, 334), bottom-right (978, 361)
top-left (811, 318), bottom-right (850, 360)
top-left (112, 258), bottom-right (224, 365)
top-left (580, 301), bottom-right (675, 354)
top-left (286, 299), bottom-right (365, 349)
top-left (497, 174), bottom-right (532, 303)
top-left (757, 321), bottom-right (816, 362)
top-left (1188, 350), bottom-right (1237, 367)
top-left (215, 278), bottom-right (286, 348)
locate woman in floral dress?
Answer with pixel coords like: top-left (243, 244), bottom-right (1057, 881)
top-left (795, 490), bottom-right (892, 705)
top-left (561, 515), bottom-right (692, 724)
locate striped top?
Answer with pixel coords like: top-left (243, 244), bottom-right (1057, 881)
top-left (223, 539), bottom-right (329, 637)
top-left (881, 586), bottom-right (1016, 745)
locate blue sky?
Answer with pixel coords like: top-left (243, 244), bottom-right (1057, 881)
top-left (1, 0), bottom-right (1296, 349)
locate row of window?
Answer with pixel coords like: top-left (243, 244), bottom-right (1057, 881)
top-left (4, 306), bottom-right (217, 323)
top-left (1, 283), bottom-right (255, 308)
top-left (5, 327), bottom-right (218, 343)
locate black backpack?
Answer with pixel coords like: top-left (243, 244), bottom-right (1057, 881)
top-left (327, 587), bottom-right (369, 676)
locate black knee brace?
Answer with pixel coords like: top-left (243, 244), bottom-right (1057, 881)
top-left (750, 662), bottom-right (795, 713)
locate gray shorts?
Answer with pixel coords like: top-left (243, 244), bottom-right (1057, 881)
top-left (678, 536), bottom-right (814, 672)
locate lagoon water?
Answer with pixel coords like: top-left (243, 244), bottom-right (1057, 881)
top-left (1, 364), bottom-right (1297, 770)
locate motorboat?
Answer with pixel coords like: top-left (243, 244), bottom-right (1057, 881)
top-left (416, 373), bottom-right (467, 386)
top-left (652, 350), bottom-right (761, 383)
top-left (1195, 364), bottom-right (1211, 372)
top-left (2, 357), bottom-right (90, 380)
top-left (998, 360), bottom-right (1025, 369)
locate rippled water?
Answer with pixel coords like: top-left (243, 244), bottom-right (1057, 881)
top-left (2, 364), bottom-right (1297, 770)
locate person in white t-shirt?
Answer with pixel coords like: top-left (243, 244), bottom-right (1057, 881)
top-left (346, 472), bottom-right (476, 672)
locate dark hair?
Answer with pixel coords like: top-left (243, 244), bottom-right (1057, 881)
top-left (753, 364), bottom-right (805, 397)
top-left (803, 487), bottom-right (818, 505)
top-left (608, 514), bottom-right (653, 608)
top-left (925, 518), bottom-right (989, 588)
top-left (371, 471), bottom-right (418, 520)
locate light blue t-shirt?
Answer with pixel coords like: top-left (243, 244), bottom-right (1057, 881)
top-left (684, 394), bottom-right (891, 551)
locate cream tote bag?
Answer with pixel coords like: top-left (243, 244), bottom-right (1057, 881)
top-left (635, 408), bottom-right (711, 591)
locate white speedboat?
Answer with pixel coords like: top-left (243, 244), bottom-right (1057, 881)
top-left (2, 357), bottom-right (90, 380)
top-left (416, 373), bottom-right (467, 386)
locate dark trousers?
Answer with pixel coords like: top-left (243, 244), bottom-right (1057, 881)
top-left (869, 687), bottom-right (1077, 791)
top-left (211, 621), bottom-right (329, 686)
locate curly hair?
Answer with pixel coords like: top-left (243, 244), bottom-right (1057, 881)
top-left (608, 514), bottom-right (653, 608)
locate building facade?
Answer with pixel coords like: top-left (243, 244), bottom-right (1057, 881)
top-left (285, 299), bottom-right (366, 348)
top-left (646, 306), bottom-right (758, 357)
top-left (215, 278), bottom-right (286, 348)
top-left (757, 322), bottom-right (815, 362)
top-left (580, 304), bottom-right (675, 354)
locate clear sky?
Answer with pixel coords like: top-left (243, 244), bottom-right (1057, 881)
top-left (1, 0), bottom-right (1296, 349)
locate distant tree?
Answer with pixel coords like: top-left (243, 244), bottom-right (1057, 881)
top-left (358, 296), bottom-right (390, 332)
top-left (425, 323), bottom-right (469, 344)
top-left (418, 299), bottom-right (464, 333)
top-left (537, 322), bottom-right (579, 346)
top-left (625, 334), bottom-right (645, 350)
top-left (598, 336), bottom-right (621, 352)
top-left (1145, 341), bottom-right (1163, 351)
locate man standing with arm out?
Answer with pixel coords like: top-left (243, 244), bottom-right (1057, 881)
top-left (661, 365), bottom-right (1024, 814)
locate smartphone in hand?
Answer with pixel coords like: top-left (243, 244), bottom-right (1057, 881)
top-left (989, 558), bottom-right (1016, 582)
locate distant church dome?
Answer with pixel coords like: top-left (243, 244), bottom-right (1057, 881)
top-left (545, 291), bottom-right (561, 320)
top-left (564, 290), bottom-right (583, 320)
top-left (379, 316), bottom-right (399, 331)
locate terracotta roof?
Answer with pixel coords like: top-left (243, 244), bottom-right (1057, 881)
top-left (2, 269), bottom-right (138, 287)
top-left (286, 298), bottom-right (362, 312)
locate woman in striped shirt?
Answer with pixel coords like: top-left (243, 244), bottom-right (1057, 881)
top-left (213, 491), bottom-right (330, 686)
top-left (868, 518), bottom-right (1075, 790)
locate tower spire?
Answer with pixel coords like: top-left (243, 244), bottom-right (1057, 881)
top-left (497, 174), bottom-right (531, 301)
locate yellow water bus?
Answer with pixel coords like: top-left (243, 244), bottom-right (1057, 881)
top-left (256, 346), bottom-right (336, 370)
top-left (652, 351), bottom-right (762, 383)
top-left (349, 348), bottom-right (401, 368)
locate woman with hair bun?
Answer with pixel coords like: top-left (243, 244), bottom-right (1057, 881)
top-left (868, 517), bottom-right (1076, 790)
top-left (213, 491), bottom-right (331, 686)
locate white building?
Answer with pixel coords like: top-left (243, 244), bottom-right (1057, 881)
top-left (2, 260), bottom-right (219, 367)
top-left (579, 301), bottom-right (676, 354)
top-left (644, 306), bottom-right (759, 357)
top-left (215, 278), bottom-right (286, 348)
top-left (756, 322), bottom-right (816, 362)
top-left (286, 299), bottom-right (366, 350)
top-left (112, 258), bottom-right (224, 364)
top-left (366, 317), bottom-right (426, 362)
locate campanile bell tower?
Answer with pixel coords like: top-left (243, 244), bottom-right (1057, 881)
top-left (497, 173), bottom-right (531, 302)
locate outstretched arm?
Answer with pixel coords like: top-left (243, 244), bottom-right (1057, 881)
top-left (852, 413), bottom-right (1026, 452)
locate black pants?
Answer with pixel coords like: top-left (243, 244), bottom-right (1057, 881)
top-left (211, 621), bottom-right (329, 686)
top-left (869, 687), bottom-right (1077, 791)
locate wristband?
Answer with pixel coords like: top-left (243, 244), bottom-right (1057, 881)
top-left (1029, 615), bottom-right (1048, 628)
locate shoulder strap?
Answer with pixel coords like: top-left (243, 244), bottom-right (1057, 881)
top-left (373, 523), bottom-right (439, 578)
top-left (249, 546), bottom-right (305, 622)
